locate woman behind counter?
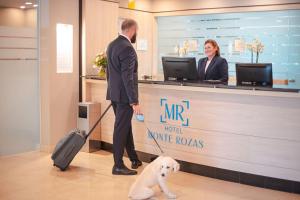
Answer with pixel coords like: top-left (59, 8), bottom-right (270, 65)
top-left (198, 39), bottom-right (229, 83)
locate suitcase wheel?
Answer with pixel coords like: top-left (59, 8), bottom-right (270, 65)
top-left (60, 167), bottom-right (67, 171)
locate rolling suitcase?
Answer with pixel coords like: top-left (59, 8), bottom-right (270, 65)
top-left (51, 103), bottom-right (112, 171)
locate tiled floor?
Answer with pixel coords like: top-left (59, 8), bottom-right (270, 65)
top-left (0, 150), bottom-right (299, 200)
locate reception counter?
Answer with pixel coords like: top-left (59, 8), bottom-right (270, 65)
top-left (84, 77), bottom-right (300, 191)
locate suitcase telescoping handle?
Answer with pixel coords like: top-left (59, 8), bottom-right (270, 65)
top-left (85, 103), bottom-right (112, 139)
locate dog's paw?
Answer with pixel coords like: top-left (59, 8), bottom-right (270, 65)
top-left (166, 192), bottom-right (177, 199)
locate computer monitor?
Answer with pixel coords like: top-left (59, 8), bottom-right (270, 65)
top-left (162, 57), bottom-right (198, 81)
top-left (236, 63), bottom-right (273, 87)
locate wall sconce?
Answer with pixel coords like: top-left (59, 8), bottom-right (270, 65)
top-left (56, 23), bottom-right (73, 73)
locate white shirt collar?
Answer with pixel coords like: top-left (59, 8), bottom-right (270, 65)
top-left (120, 34), bottom-right (131, 43)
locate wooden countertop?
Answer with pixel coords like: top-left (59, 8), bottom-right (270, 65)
top-left (85, 78), bottom-right (300, 98)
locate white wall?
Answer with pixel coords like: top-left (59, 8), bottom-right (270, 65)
top-left (82, 0), bottom-right (119, 76)
top-left (39, 0), bottom-right (79, 152)
top-left (0, 8), bottom-right (37, 27)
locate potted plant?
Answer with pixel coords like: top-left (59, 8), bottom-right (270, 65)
top-left (92, 52), bottom-right (107, 78)
top-left (246, 39), bottom-right (264, 63)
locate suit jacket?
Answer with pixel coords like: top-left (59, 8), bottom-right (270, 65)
top-left (106, 35), bottom-right (138, 104)
top-left (197, 56), bottom-right (229, 83)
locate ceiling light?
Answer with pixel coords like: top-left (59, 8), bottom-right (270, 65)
top-left (20, 5), bottom-right (26, 9)
top-left (25, 2), bottom-right (32, 5)
top-left (33, 4), bottom-right (38, 7)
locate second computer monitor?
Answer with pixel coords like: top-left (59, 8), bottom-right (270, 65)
top-left (236, 63), bottom-right (273, 87)
top-left (162, 57), bottom-right (198, 81)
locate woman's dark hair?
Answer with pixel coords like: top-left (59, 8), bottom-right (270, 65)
top-left (204, 39), bottom-right (220, 57)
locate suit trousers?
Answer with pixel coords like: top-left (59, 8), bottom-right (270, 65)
top-left (111, 101), bottom-right (138, 167)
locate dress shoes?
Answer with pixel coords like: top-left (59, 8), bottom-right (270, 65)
top-left (131, 160), bottom-right (142, 169)
top-left (112, 164), bottom-right (137, 175)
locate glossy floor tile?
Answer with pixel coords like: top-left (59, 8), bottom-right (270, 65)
top-left (0, 150), bottom-right (299, 200)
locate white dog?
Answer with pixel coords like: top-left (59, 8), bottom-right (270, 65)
top-left (128, 156), bottom-right (180, 200)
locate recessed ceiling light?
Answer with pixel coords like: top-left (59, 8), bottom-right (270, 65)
top-left (25, 2), bottom-right (32, 5)
top-left (33, 4), bottom-right (38, 7)
top-left (20, 5), bottom-right (26, 9)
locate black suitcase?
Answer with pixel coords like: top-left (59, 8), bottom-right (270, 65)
top-left (51, 103), bottom-right (112, 171)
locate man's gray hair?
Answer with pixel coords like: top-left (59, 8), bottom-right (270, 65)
top-left (121, 19), bottom-right (137, 32)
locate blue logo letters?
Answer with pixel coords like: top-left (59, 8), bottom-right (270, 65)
top-left (160, 98), bottom-right (189, 127)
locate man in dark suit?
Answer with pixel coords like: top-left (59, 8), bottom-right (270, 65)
top-left (106, 19), bottom-right (142, 175)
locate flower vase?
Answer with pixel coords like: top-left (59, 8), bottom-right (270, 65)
top-left (98, 68), bottom-right (106, 79)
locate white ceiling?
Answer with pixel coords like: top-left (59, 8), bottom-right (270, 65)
top-left (0, 0), bottom-right (37, 9)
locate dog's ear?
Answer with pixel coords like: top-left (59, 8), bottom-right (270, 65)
top-left (173, 161), bottom-right (180, 172)
top-left (153, 160), bottom-right (164, 172)
top-left (156, 164), bottom-right (164, 172)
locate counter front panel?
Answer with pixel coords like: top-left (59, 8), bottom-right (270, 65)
top-left (85, 79), bottom-right (300, 183)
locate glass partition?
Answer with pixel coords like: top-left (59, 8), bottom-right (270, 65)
top-left (157, 9), bottom-right (300, 88)
top-left (0, 2), bottom-right (40, 155)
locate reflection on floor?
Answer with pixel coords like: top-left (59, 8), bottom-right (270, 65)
top-left (0, 150), bottom-right (299, 200)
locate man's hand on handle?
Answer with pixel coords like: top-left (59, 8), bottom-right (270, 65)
top-left (131, 104), bottom-right (142, 115)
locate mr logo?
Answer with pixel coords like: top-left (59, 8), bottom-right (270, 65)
top-left (160, 98), bottom-right (190, 127)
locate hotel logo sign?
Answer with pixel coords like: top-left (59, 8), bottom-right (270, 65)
top-left (160, 98), bottom-right (190, 127)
